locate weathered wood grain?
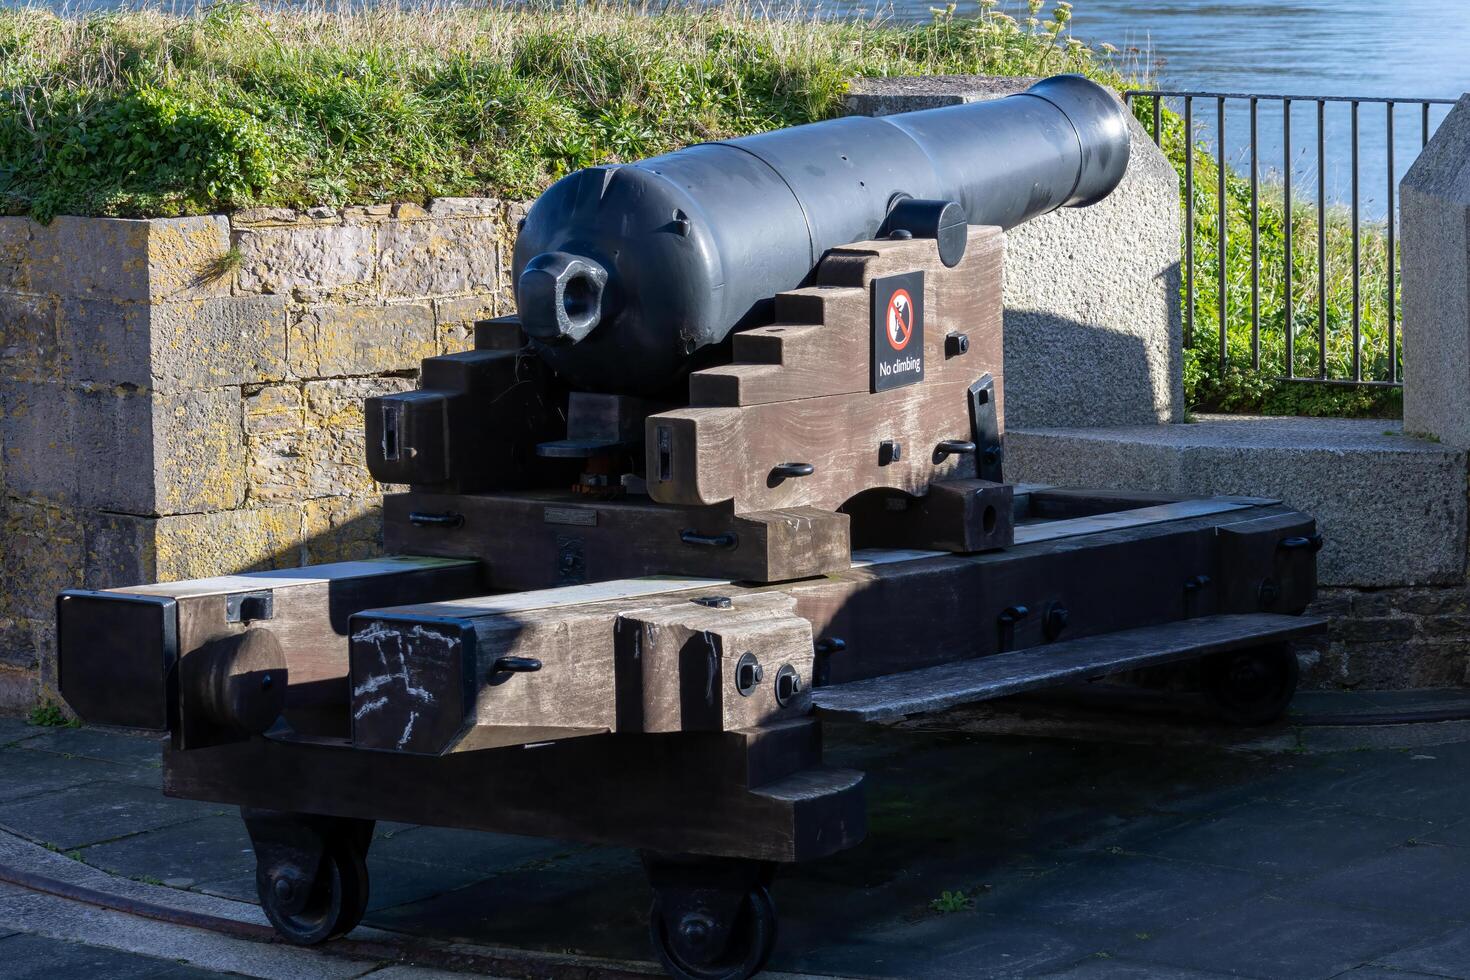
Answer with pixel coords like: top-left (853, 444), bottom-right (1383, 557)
top-left (812, 613), bottom-right (1327, 722)
top-left (165, 720), bottom-right (867, 864)
top-left (647, 378), bottom-right (980, 512)
top-left (383, 491), bottom-right (850, 587)
top-left (615, 593), bottom-right (814, 733)
top-left (687, 228), bottom-right (1003, 408)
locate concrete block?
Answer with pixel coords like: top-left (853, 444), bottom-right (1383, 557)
top-left (60, 295), bottom-right (288, 389)
top-left (0, 293), bottom-right (65, 383)
top-left (842, 75), bottom-right (1183, 428)
top-left (29, 216), bottom-right (231, 303)
top-left (378, 216), bottom-right (501, 297)
top-left (1401, 93), bottom-right (1470, 447)
top-left (287, 301), bottom-right (435, 378)
top-left (235, 223), bottom-right (376, 294)
top-left (1007, 416), bottom-right (1467, 588)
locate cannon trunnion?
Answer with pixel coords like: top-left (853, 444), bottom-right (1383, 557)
top-left (56, 76), bottom-right (1325, 980)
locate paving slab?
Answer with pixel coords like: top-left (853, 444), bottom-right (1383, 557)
top-left (0, 745), bottom-right (153, 803)
top-left (1273, 841), bottom-right (1470, 923)
top-left (0, 780), bottom-right (216, 849)
top-left (1113, 895), bottom-right (1449, 980)
top-left (0, 930), bottom-right (223, 979)
top-left (0, 718), bottom-right (39, 747)
top-left (786, 911), bottom-right (1126, 979)
top-left (1373, 923), bottom-right (1470, 978)
top-left (1123, 799), bottom-right (1429, 877)
top-left (16, 726), bottom-right (164, 768)
top-left (368, 824), bottom-right (576, 875)
top-left (78, 814), bottom-right (255, 888)
top-left (982, 852), bottom-right (1275, 934)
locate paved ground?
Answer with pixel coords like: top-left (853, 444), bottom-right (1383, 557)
top-left (4, 690), bottom-right (1470, 979)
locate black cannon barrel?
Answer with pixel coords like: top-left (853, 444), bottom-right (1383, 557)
top-left (513, 74), bottom-right (1131, 394)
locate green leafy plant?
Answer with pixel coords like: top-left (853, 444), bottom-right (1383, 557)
top-left (930, 889), bottom-right (976, 913)
top-left (26, 699), bottom-right (79, 728)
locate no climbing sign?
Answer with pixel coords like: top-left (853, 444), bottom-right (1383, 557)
top-left (871, 271), bottom-right (925, 392)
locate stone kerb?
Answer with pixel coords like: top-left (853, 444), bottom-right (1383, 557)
top-left (843, 75), bottom-right (1185, 429)
top-left (0, 198), bottom-right (519, 711)
top-left (1401, 92), bottom-right (1470, 448)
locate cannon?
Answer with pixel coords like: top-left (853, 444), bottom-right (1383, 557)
top-left (513, 74), bottom-right (1131, 393)
top-left (57, 75), bottom-right (1324, 980)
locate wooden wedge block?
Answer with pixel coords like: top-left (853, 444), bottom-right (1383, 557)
top-left (614, 593), bottom-right (815, 733)
top-left (687, 227), bottom-right (1004, 408)
top-left (647, 378), bottom-right (980, 512)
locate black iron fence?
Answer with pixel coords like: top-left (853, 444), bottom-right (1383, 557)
top-left (1123, 90), bottom-right (1457, 388)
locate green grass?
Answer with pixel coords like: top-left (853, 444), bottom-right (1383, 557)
top-left (1132, 99), bottom-right (1402, 418)
top-left (0, 0), bottom-right (1114, 220)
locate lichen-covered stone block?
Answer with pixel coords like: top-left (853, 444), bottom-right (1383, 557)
top-left (0, 217), bottom-right (35, 291)
top-left (287, 301), bottom-right (434, 377)
top-left (29, 216), bottom-right (232, 303)
top-left (152, 505), bottom-right (303, 581)
top-left (0, 293), bottom-right (64, 383)
top-left (378, 216), bottom-right (501, 297)
top-left (73, 385), bottom-right (245, 515)
top-left (235, 222), bottom-right (377, 294)
top-left (433, 294), bottom-right (499, 354)
top-left (0, 381), bottom-right (77, 500)
top-left (60, 295), bottom-right (288, 389)
top-left (302, 496), bottom-right (383, 563)
top-left (300, 377), bottom-right (413, 497)
top-left (246, 378), bottom-right (410, 502)
top-left (0, 495), bottom-right (85, 623)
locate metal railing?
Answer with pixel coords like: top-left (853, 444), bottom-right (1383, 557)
top-left (1123, 90), bottom-right (1457, 387)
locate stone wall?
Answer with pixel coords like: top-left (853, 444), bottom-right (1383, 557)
top-left (0, 200), bottom-right (520, 711)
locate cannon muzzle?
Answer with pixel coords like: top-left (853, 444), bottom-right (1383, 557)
top-left (514, 74), bottom-right (1131, 394)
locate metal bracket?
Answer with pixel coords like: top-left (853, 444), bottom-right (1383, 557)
top-left (225, 590), bottom-right (274, 624)
top-left (968, 373), bottom-right (1003, 483)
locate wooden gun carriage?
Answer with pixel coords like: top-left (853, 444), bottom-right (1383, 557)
top-left (57, 77), bottom-right (1324, 979)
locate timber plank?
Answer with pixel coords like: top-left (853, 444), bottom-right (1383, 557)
top-left (383, 491), bottom-right (850, 587)
top-left (812, 613), bottom-right (1328, 722)
top-left (164, 724), bottom-right (866, 863)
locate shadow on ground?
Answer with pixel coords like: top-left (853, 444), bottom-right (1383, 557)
top-left (3, 693), bottom-right (1470, 980)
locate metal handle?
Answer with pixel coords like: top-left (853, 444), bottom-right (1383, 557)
top-left (998, 605), bottom-right (1029, 625)
top-left (492, 657), bottom-right (542, 674)
top-left (409, 511), bottom-right (464, 528)
top-left (933, 440), bottom-right (977, 462)
top-left (681, 530), bottom-right (737, 549)
top-left (771, 462), bottom-right (815, 480)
